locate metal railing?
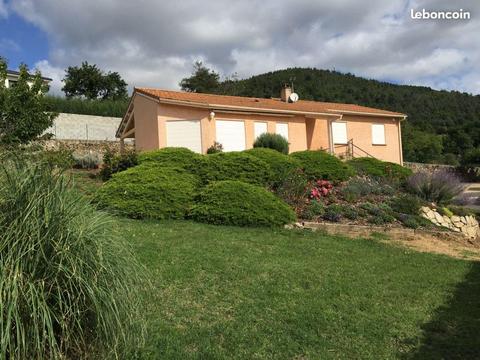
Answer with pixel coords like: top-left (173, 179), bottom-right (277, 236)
top-left (333, 139), bottom-right (376, 160)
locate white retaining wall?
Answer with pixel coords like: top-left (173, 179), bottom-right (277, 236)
top-left (46, 113), bottom-right (122, 141)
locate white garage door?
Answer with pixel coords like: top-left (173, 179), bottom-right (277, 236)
top-left (166, 120), bottom-right (202, 153)
top-left (215, 120), bottom-right (246, 152)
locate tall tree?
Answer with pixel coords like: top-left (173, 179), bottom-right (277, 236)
top-left (0, 58), bottom-right (57, 144)
top-left (179, 61), bottom-right (220, 93)
top-left (62, 62), bottom-right (128, 100)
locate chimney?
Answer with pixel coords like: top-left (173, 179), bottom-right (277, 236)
top-left (280, 84), bottom-right (292, 102)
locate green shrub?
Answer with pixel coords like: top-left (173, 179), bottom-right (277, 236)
top-left (389, 194), bottom-right (422, 215)
top-left (323, 204), bottom-right (343, 222)
top-left (207, 141), bottom-right (223, 154)
top-left (290, 150), bottom-right (355, 182)
top-left (275, 168), bottom-right (310, 214)
top-left (395, 213), bottom-right (432, 229)
top-left (0, 162), bottom-right (141, 358)
top-left (448, 205), bottom-right (479, 218)
top-left (368, 212), bottom-right (395, 225)
top-left (340, 176), bottom-right (395, 201)
top-left (253, 132), bottom-right (289, 154)
top-left (190, 180), bottom-right (295, 227)
top-left (35, 148), bottom-right (75, 169)
top-left (73, 152), bottom-right (102, 169)
top-left (100, 148), bottom-right (138, 181)
top-left (97, 164), bottom-right (199, 219)
top-left (301, 200), bottom-right (325, 220)
top-left (245, 148), bottom-right (301, 187)
top-left (138, 147), bottom-right (203, 168)
top-left (347, 157), bottom-right (412, 180)
top-left (201, 152), bottom-right (272, 186)
top-left (341, 205), bottom-right (359, 220)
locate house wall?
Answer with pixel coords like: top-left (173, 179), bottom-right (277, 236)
top-left (134, 94), bottom-right (160, 151)
top-left (305, 117), bottom-right (331, 151)
top-left (131, 96), bottom-right (402, 164)
top-left (332, 115), bottom-right (402, 164)
top-left (149, 103), bottom-right (308, 153)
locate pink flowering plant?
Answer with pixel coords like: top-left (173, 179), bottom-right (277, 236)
top-left (309, 179), bottom-right (333, 201)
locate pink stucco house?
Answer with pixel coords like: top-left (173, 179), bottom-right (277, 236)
top-left (116, 86), bottom-right (406, 164)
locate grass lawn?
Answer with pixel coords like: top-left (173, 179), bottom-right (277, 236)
top-left (115, 219), bottom-right (480, 359)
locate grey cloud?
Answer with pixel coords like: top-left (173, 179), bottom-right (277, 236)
top-left (9, 0), bottom-right (480, 95)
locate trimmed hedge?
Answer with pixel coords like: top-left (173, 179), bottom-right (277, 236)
top-left (138, 147), bottom-right (204, 168)
top-left (190, 180), bottom-right (296, 227)
top-left (244, 148), bottom-right (301, 187)
top-left (290, 150), bottom-right (355, 182)
top-left (347, 157), bottom-right (412, 180)
top-left (201, 152), bottom-right (273, 186)
top-left (96, 164), bottom-right (199, 219)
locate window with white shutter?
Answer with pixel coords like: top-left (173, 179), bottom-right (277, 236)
top-left (254, 122), bottom-right (268, 139)
top-left (276, 123), bottom-right (289, 140)
top-left (372, 124), bottom-right (386, 145)
top-left (331, 122), bottom-right (347, 144)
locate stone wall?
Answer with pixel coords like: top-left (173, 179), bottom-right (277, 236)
top-left (404, 162), bottom-right (457, 174)
top-left (420, 206), bottom-right (479, 239)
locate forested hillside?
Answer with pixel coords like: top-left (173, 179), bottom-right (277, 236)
top-left (217, 68), bottom-right (480, 164)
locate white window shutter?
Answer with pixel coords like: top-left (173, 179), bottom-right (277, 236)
top-left (372, 124), bottom-right (386, 145)
top-left (254, 122), bottom-right (268, 139)
top-left (276, 123), bottom-right (289, 140)
top-left (332, 122), bottom-right (347, 144)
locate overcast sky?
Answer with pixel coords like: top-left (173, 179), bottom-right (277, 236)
top-left (1, 0), bottom-right (479, 95)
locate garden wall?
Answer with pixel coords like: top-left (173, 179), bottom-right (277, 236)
top-left (45, 113), bottom-right (122, 141)
top-left (404, 162), bottom-right (456, 174)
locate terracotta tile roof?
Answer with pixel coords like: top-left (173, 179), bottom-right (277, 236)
top-left (135, 87), bottom-right (405, 117)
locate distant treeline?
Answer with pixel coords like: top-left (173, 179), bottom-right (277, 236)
top-left (45, 96), bottom-right (128, 118)
top-left (215, 68), bottom-right (480, 164)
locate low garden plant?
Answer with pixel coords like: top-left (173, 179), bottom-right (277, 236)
top-left (100, 147), bottom-right (138, 180)
top-left (190, 180), bottom-right (296, 227)
top-left (290, 150), bottom-right (355, 182)
top-left (253, 132), bottom-right (289, 154)
top-left (0, 161), bottom-right (142, 359)
top-left (276, 168), bottom-right (310, 214)
top-left (97, 164), bottom-right (199, 219)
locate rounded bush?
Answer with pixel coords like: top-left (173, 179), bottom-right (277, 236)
top-left (347, 157), bottom-right (412, 180)
top-left (190, 180), bottom-right (296, 227)
top-left (253, 133), bottom-right (289, 154)
top-left (290, 150), bottom-right (355, 182)
top-left (138, 147), bottom-right (204, 169)
top-left (96, 164), bottom-right (199, 219)
top-left (244, 148), bottom-right (301, 187)
top-left (201, 152), bottom-right (273, 186)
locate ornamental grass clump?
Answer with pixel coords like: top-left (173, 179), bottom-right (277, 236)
top-left (407, 170), bottom-right (464, 205)
top-left (0, 162), bottom-right (142, 359)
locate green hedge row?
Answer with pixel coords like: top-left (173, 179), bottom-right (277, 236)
top-left (97, 147), bottom-right (412, 227)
